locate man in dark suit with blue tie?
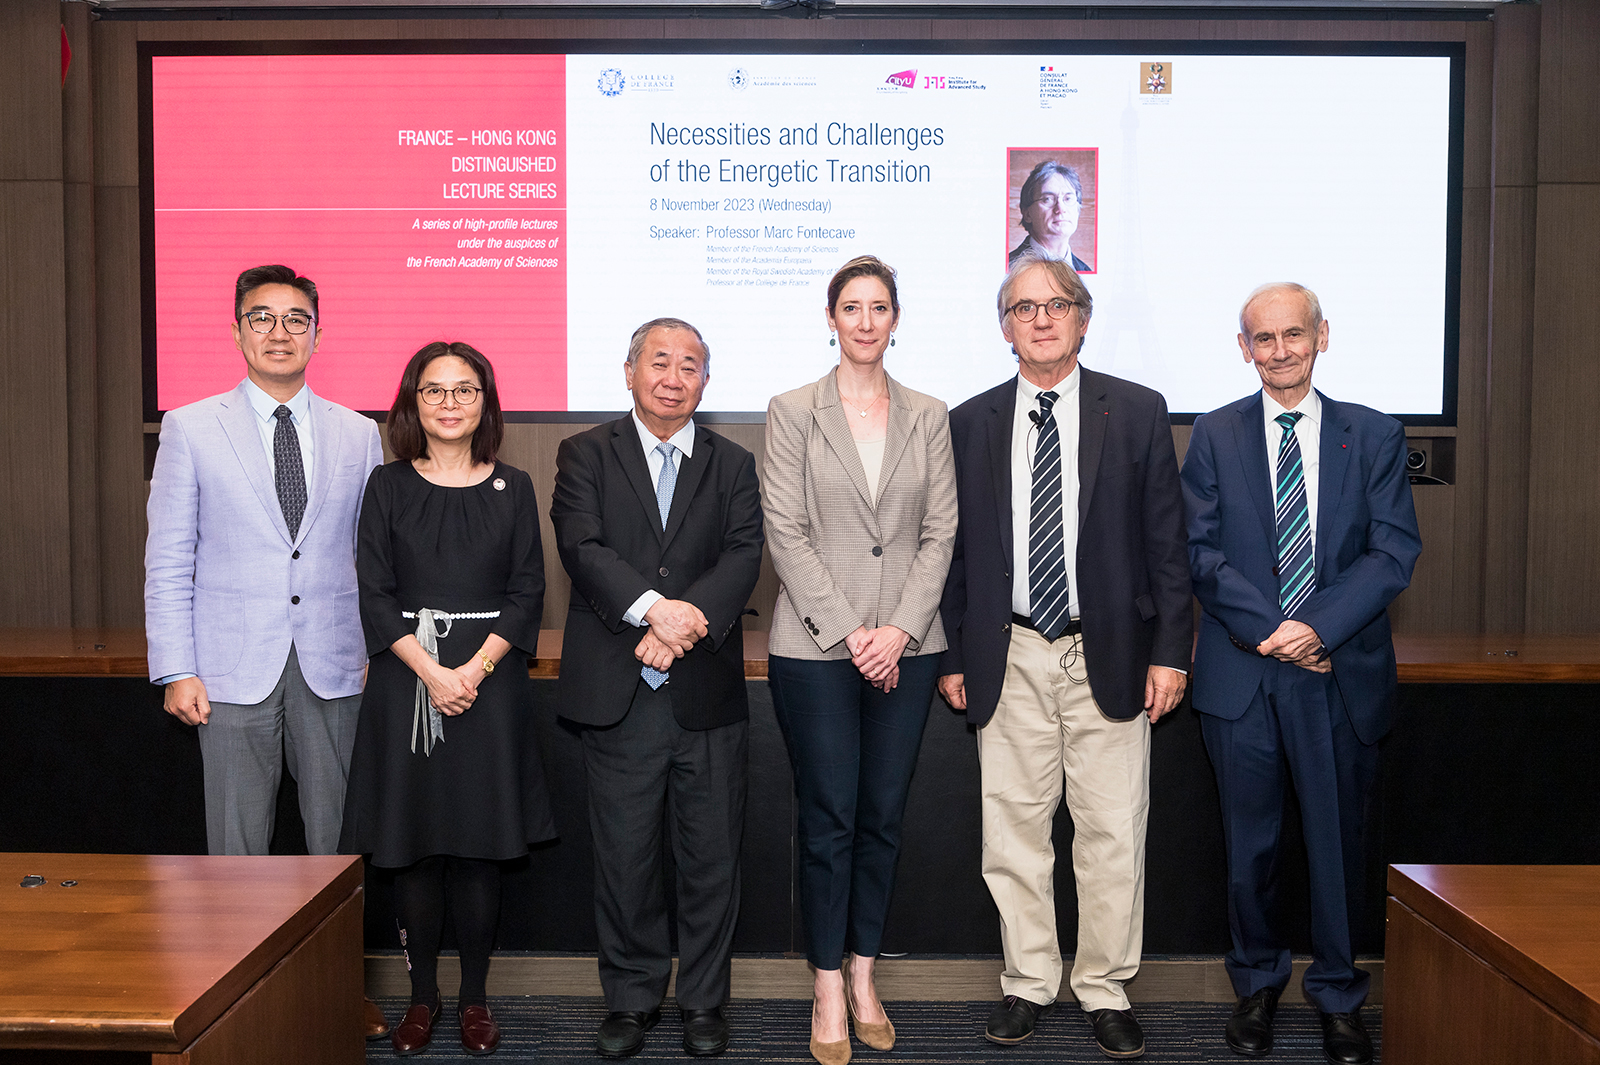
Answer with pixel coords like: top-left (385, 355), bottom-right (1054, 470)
top-left (1181, 283), bottom-right (1421, 1065)
top-left (551, 318), bottom-right (764, 1060)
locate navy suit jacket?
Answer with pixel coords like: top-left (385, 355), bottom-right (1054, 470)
top-left (1181, 390), bottom-right (1422, 745)
top-left (940, 367), bottom-right (1193, 726)
top-left (551, 418), bottom-right (765, 731)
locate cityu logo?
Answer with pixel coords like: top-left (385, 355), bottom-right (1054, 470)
top-left (885, 69), bottom-right (917, 88)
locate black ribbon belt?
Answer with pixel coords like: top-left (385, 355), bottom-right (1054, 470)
top-left (1012, 612), bottom-right (1082, 639)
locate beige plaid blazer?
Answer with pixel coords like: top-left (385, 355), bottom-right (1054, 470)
top-left (763, 368), bottom-right (958, 660)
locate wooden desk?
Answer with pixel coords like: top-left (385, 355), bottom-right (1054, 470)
top-left (0, 853), bottom-right (364, 1064)
top-left (4, 627), bottom-right (1598, 683)
top-left (1385, 864), bottom-right (1600, 1064)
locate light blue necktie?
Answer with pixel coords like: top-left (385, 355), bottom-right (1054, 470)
top-left (642, 442), bottom-right (678, 689)
top-left (1275, 412), bottom-right (1315, 617)
top-left (1028, 391), bottom-right (1073, 641)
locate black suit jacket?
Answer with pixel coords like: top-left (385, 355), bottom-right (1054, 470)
top-left (940, 367), bottom-right (1192, 725)
top-left (551, 417), bottom-right (765, 730)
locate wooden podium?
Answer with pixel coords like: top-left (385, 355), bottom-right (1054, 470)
top-left (1386, 864), bottom-right (1600, 1064)
top-left (0, 854), bottom-right (364, 1064)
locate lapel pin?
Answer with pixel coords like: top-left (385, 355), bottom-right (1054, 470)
top-left (493, 477), bottom-right (506, 491)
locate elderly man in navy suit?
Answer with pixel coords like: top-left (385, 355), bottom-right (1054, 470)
top-left (1181, 283), bottom-right (1420, 1065)
top-left (939, 253), bottom-right (1192, 1060)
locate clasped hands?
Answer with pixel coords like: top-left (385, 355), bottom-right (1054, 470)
top-left (421, 654), bottom-right (488, 716)
top-left (846, 625), bottom-right (910, 692)
top-left (1257, 619), bottom-right (1331, 673)
top-left (634, 598), bottom-right (709, 672)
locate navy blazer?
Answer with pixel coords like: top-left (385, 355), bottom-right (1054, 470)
top-left (940, 367), bottom-right (1193, 726)
top-left (1181, 390), bottom-right (1422, 745)
top-left (551, 418), bottom-right (765, 730)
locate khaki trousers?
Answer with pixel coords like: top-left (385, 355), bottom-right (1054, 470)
top-left (977, 626), bottom-right (1150, 1011)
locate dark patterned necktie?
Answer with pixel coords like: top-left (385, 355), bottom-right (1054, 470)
top-left (273, 405), bottom-right (308, 541)
top-left (1274, 412), bottom-right (1314, 616)
top-left (1028, 390), bottom-right (1072, 641)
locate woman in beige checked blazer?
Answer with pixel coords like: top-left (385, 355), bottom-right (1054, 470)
top-left (763, 256), bottom-right (958, 1065)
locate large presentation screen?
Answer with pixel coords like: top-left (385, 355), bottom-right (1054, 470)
top-left (145, 46), bottom-right (1460, 420)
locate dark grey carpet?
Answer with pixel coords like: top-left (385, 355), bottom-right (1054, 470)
top-left (368, 997), bottom-right (1381, 1063)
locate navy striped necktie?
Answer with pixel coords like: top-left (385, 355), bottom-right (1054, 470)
top-left (1274, 412), bottom-right (1314, 616)
top-left (1028, 390), bottom-right (1073, 641)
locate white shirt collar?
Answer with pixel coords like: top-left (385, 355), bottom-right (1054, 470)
top-left (631, 411), bottom-right (697, 459)
top-left (1017, 363), bottom-right (1080, 409)
top-left (1262, 386), bottom-right (1321, 428)
top-left (241, 376), bottom-right (312, 426)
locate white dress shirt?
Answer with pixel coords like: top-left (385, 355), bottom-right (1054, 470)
top-left (241, 377), bottom-right (314, 485)
top-left (1011, 366), bottom-right (1081, 619)
top-left (1263, 388), bottom-right (1322, 548)
top-left (623, 412), bottom-right (698, 627)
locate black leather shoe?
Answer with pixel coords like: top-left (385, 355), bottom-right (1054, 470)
top-left (985, 995), bottom-right (1054, 1045)
top-left (598, 1008), bottom-right (662, 1058)
top-left (1319, 1010), bottom-right (1372, 1065)
top-left (1089, 1008), bottom-right (1145, 1059)
top-left (1225, 988), bottom-right (1280, 1057)
top-left (682, 1007), bottom-right (730, 1056)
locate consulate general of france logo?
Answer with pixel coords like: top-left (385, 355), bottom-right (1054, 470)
top-left (597, 68), bottom-right (626, 96)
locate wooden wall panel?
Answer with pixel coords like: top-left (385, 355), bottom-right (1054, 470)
top-left (1388, 486), bottom-right (1454, 634)
top-left (1524, 183), bottom-right (1600, 632)
top-left (64, 3), bottom-right (102, 625)
top-left (0, 0), bottom-right (64, 182)
top-left (0, 181), bottom-right (72, 626)
top-left (90, 21), bottom-right (139, 189)
top-left (1536, 0), bottom-right (1600, 185)
top-left (1491, 4), bottom-right (1542, 189)
top-left (92, 185), bottom-right (149, 626)
top-left (1481, 185), bottom-right (1537, 631)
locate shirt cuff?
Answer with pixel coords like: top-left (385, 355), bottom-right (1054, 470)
top-left (155, 672), bottom-right (197, 685)
top-left (624, 590), bottom-right (665, 628)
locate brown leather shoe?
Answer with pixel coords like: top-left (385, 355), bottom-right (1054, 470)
top-left (392, 1001), bottom-right (437, 1056)
top-left (363, 997), bottom-right (390, 1041)
top-left (459, 1004), bottom-right (501, 1056)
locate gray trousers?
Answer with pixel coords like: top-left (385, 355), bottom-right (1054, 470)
top-left (581, 679), bottom-right (748, 1011)
top-left (196, 644), bottom-right (362, 855)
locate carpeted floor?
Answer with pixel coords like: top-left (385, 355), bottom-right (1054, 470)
top-left (367, 996), bottom-right (1381, 1063)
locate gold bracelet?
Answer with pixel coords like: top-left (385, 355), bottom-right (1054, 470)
top-left (477, 649), bottom-right (495, 675)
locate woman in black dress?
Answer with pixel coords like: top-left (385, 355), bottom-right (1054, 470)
top-left (340, 341), bottom-right (555, 1057)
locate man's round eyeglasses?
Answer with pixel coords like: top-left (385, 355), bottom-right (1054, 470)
top-left (1007, 298), bottom-right (1076, 323)
top-left (418, 386), bottom-right (482, 406)
top-left (240, 311), bottom-right (314, 335)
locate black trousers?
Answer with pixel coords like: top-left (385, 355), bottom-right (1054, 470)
top-left (768, 654), bottom-right (937, 969)
top-left (580, 678), bottom-right (748, 1011)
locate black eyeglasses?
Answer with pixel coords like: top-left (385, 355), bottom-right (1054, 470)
top-left (239, 311), bottom-right (314, 335)
top-left (418, 385), bottom-right (482, 406)
top-left (1006, 297), bottom-right (1076, 323)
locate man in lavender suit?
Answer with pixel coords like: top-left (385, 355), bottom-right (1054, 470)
top-left (145, 264), bottom-right (384, 859)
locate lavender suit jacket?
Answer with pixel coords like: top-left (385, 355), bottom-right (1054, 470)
top-left (145, 382), bottom-right (384, 704)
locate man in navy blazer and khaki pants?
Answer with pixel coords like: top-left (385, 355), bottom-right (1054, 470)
top-left (1181, 283), bottom-right (1420, 1065)
top-left (939, 254), bottom-right (1192, 1060)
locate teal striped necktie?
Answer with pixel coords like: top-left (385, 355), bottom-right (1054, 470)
top-left (1274, 412), bottom-right (1314, 616)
